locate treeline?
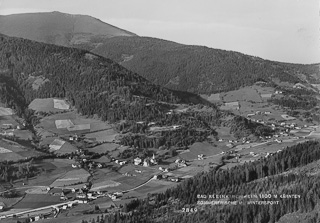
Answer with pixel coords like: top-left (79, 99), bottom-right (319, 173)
top-left (0, 34), bottom-right (183, 124)
top-left (90, 36), bottom-right (316, 94)
top-left (119, 128), bottom-right (212, 149)
top-left (0, 161), bottom-right (38, 183)
top-left (270, 96), bottom-right (317, 110)
top-left (229, 116), bottom-right (273, 138)
top-left (95, 140), bottom-right (320, 222)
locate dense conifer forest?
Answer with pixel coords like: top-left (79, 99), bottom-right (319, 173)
top-left (89, 36), bottom-right (319, 94)
top-left (0, 34), bottom-right (183, 123)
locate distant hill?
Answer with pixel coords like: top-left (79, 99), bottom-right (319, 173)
top-left (0, 12), bottom-right (319, 95)
top-left (0, 11), bottom-right (136, 46)
top-left (91, 36), bottom-right (320, 94)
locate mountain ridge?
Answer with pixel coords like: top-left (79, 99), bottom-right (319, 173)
top-left (0, 11), bottom-right (136, 46)
top-left (0, 11), bottom-right (319, 95)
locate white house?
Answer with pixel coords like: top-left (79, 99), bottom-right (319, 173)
top-left (0, 202), bottom-right (5, 211)
top-left (134, 157), bottom-right (142, 165)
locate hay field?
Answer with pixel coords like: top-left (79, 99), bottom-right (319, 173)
top-left (88, 143), bottom-right (119, 154)
top-left (55, 119), bottom-right (74, 129)
top-left (189, 142), bottom-right (222, 155)
top-left (200, 93), bottom-right (221, 102)
top-left (50, 169), bottom-right (90, 187)
top-left (90, 180), bottom-right (121, 191)
top-left (55, 142), bottom-right (77, 154)
top-left (29, 98), bottom-right (70, 112)
top-left (67, 124), bottom-right (90, 131)
top-left (0, 146), bottom-right (12, 153)
top-left (38, 111), bottom-right (110, 135)
top-left (221, 87), bottom-right (262, 103)
top-left (261, 93), bottom-right (272, 98)
top-left (28, 98), bottom-right (54, 112)
top-left (12, 130), bottom-right (33, 140)
top-left (0, 107), bottom-right (14, 116)
top-left (49, 139), bottom-right (66, 151)
top-left (0, 116), bottom-right (18, 128)
top-left (0, 140), bottom-right (37, 162)
top-left (306, 132), bottom-right (320, 139)
top-left (53, 99), bottom-right (70, 110)
top-left (13, 194), bottom-right (62, 209)
top-left (85, 129), bottom-right (117, 142)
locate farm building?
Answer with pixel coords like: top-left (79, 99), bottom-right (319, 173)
top-left (143, 158), bottom-right (151, 167)
top-left (0, 201), bottom-right (5, 211)
top-left (49, 188), bottom-right (64, 196)
top-left (134, 157), bottom-right (142, 165)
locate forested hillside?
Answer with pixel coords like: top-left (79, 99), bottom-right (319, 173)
top-left (90, 36), bottom-right (320, 94)
top-left (0, 34), bottom-right (183, 123)
top-left (1, 12), bottom-right (319, 95)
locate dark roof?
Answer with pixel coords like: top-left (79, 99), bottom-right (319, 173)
top-left (49, 188), bottom-right (63, 194)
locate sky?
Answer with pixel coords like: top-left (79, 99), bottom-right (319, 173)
top-left (0, 0), bottom-right (319, 64)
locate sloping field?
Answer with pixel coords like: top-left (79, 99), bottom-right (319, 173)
top-left (49, 139), bottom-right (66, 151)
top-left (50, 169), bottom-right (90, 187)
top-left (53, 99), bottom-right (70, 110)
top-left (179, 142), bottom-right (222, 160)
top-left (67, 124), bottom-right (90, 131)
top-left (306, 132), bottom-right (320, 139)
top-left (90, 122), bottom-right (112, 132)
top-left (85, 129), bottom-right (117, 142)
top-left (0, 140), bottom-right (43, 161)
top-left (221, 87), bottom-right (262, 103)
top-left (261, 93), bottom-right (272, 98)
top-left (55, 119), bottom-right (74, 129)
top-left (13, 194), bottom-right (62, 209)
top-left (0, 107), bottom-right (14, 116)
top-left (0, 146), bottom-right (12, 153)
top-left (90, 180), bottom-right (121, 191)
top-left (200, 93), bottom-right (220, 102)
top-left (87, 143), bottom-right (119, 154)
top-left (28, 98), bottom-right (54, 112)
top-left (55, 142), bottom-right (77, 154)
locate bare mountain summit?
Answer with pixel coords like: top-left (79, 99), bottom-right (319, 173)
top-left (0, 11), bottom-right (136, 46)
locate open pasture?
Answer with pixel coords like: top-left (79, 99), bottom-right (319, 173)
top-left (49, 139), bottom-right (65, 151)
top-left (55, 142), bottom-right (77, 154)
top-left (12, 130), bottom-right (33, 140)
top-left (87, 143), bottom-right (119, 154)
top-left (55, 119), bottom-right (74, 129)
top-left (67, 124), bottom-right (90, 131)
top-left (179, 142), bottom-right (222, 160)
top-left (85, 129), bottom-right (118, 142)
top-left (50, 169), bottom-right (90, 187)
top-left (38, 111), bottom-right (113, 135)
top-left (90, 180), bottom-right (121, 191)
top-left (29, 98), bottom-right (54, 112)
top-left (53, 99), bottom-right (70, 110)
top-left (29, 98), bottom-right (69, 112)
top-left (13, 194), bottom-right (62, 209)
top-left (306, 132), bottom-right (320, 139)
top-left (200, 93), bottom-right (221, 102)
top-left (0, 139), bottom-right (44, 162)
top-left (0, 107), bottom-right (14, 116)
top-left (0, 146), bottom-right (12, 153)
top-left (0, 115), bottom-right (19, 128)
top-left (221, 87), bottom-right (262, 103)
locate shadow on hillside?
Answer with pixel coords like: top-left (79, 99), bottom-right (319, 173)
top-left (172, 90), bottom-right (215, 106)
